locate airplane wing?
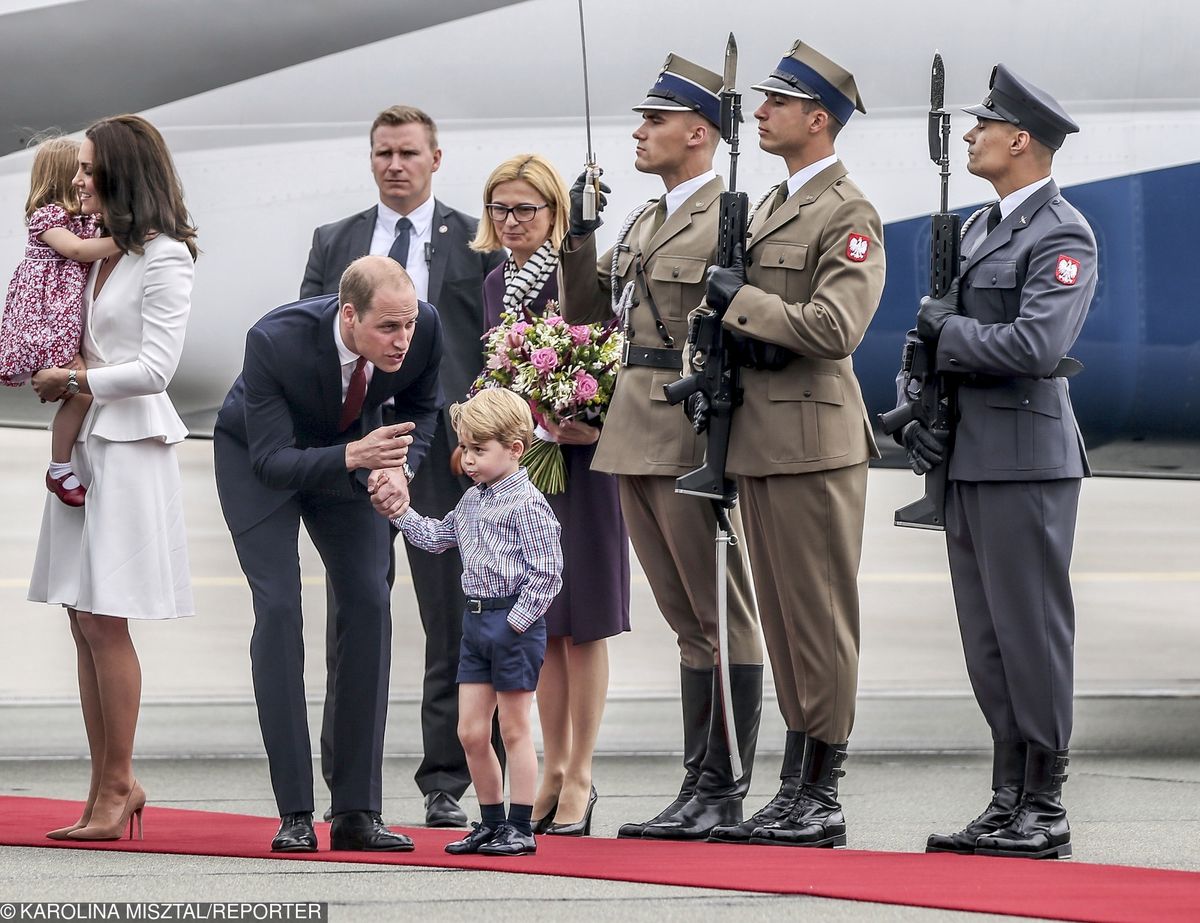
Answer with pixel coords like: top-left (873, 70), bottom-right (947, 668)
top-left (0, 0), bottom-right (527, 155)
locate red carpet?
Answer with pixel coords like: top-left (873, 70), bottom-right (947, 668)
top-left (3, 796), bottom-right (1199, 922)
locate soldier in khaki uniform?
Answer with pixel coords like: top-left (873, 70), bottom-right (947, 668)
top-left (558, 55), bottom-right (763, 841)
top-left (701, 41), bottom-right (885, 849)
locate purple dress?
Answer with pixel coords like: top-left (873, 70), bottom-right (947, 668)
top-left (484, 265), bottom-right (631, 643)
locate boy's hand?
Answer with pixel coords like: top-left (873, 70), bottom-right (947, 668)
top-left (506, 616), bottom-right (526, 634)
top-left (369, 467), bottom-right (411, 519)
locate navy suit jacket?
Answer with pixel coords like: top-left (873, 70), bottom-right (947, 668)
top-left (214, 294), bottom-right (443, 536)
top-left (299, 199), bottom-right (504, 446)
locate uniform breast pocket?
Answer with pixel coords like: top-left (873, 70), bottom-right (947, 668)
top-left (766, 371), bottom-right (848, 463)
top-left (751, 243), bottom-right (809, 303)
top-left (983, 385), bottom-right (1065, 470)
top-left (649, 255), bottom-right (706, 319)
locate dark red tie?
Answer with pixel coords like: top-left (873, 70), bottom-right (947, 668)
top-left (338, 356), bottom-right (367, 432)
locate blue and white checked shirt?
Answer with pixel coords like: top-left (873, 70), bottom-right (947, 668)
top-left (395, 468), bottom-right (563, 632)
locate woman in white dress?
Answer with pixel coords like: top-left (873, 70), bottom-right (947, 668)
top-left (29, 115), bottom-right (198, 842)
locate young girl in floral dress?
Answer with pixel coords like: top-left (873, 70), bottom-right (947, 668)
top-left (0, 136), bottom-right (120, 506)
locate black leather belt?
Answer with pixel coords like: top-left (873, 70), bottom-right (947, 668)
top-left (962, 356), bottom-right (1083, 388)
top-left (622, 342), bottom-right (682, 370)
top-left (466, 594), bottom-right (519, 614)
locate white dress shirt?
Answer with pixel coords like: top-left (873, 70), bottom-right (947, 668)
top-left (370, 195), bottom-right (436, 301)
top-left (664, 169), bottom-right (718, 220)
top-left (997, 176), bottom-right (1053, 220)
top-left (785, 153), bottom-right (840, 199)
top-left (332, 312), bottom-right (374, 400)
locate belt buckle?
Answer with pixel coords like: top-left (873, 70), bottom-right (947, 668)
top-left (467, 599), bottom-right (482, 614)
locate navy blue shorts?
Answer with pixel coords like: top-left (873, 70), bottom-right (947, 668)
top-left (457, 604), bottom-right (547, 692)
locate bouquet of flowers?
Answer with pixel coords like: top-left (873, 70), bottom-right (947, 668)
top-left (472, 301), bottom-right (622, 494)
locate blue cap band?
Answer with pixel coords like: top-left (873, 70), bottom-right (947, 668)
top-left (647, 71), bottom-right (721, 126)
top-left (773, 56), bottom-right (854, 125)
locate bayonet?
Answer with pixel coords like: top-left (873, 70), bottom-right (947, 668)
top-left (577, 0), bottom-right (600, 220)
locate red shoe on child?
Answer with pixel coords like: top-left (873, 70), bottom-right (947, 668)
top-left (46, 470), bottom-right (86, 507)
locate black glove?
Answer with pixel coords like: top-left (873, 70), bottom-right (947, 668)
top-left (684, 391), bottom-right (710, 434)
top-left (704, 243), bottom-right (746, 314)
top-left (916, 280), bottom-right (961, 340)
top-left (568, 170), bottom-right (610, 238)
top-left (902, 421), bottom-right (949, 474)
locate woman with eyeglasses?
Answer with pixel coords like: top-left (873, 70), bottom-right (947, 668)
top-left (471, 154), bottom-right (630, 836)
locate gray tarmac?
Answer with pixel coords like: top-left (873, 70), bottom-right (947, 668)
top-left (1, 428), bottom-right (1199, 921)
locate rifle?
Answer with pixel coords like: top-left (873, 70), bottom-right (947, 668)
top-left (663, 33), bottom-right (748, 507)
top-left (661, 33), bottom-right (748, 779)
top-left (877, 53), bottom-right (959, 530)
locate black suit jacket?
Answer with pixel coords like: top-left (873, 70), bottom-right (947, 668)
top-left (299, 199), bottom-right (505, 446)
top-left (214, 294), bottom-right (443, 536)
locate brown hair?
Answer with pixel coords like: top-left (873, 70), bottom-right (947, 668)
top-left (338, 254), bottom-right (414, 318)
top-left (450, 388), bottom-right (534, 451)
top-left (470, 153), bottom-right (570, 253)
top-left (370, 105), bottom-right (438, 150)
top-left (85, 115), bottom-right (198, 258)
top-left (25, 135), bottom-right (81, 221)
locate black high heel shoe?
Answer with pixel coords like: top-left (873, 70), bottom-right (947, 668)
top-left (545, 786), bottom-right (597, 837)
top-left (532, 798), bottom-right (559, 835)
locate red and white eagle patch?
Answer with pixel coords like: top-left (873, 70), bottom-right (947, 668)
top-left (846, 233), bottom-right (871, 262)
top-left (1054, 254), bottom-right (1081, 286)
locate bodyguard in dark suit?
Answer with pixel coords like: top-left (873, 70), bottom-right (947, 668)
top-left (215, 256), bottom-right (442, 852)
top-left (300, 105), bottom-right (504, 827)
top-left (909, 65), bottom-right (1098, 861)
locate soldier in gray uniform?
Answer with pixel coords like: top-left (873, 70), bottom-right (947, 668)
top-left (909, 64), bottom-right (1098, 860)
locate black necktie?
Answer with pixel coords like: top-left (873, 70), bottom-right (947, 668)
top-left (986, 203), bottom-right (1002, 234)
top-left (388, 216), bottom-right (413, 268)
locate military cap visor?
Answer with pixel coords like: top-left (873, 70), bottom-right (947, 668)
top-left (963, 64), bottom-right (1079, 150)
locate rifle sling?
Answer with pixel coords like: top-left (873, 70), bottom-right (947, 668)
top-left (633, 253), bottom-right (675, 348)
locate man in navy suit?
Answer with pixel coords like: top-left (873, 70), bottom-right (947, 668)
top-left (215, 256), bottom-right (442, 852)
top-left (301, 105), bottom-right (504, 827)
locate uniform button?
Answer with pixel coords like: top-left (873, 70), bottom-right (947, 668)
top-left (672, 267), bottom-right (680, 278)
top-left (1020, 398), bottom-right (1030, 406)
top-left (948, 358), bottom-right (960, 365)
top-left (737, 315), bottom-right (748, 325)
top-left (991, 275), bottom-right (998, 283)
top-left (778, 255), bottom-right (786, 264)
top-left (803, 389), bottom-right (812, 397)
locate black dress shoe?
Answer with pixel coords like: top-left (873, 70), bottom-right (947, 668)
top-left (425, 791), bottom-right (468, 828)
top-left (271, 812), bottom-right (317, 852)
top-left (476, 822), bottom-right (536, 856)
top-left (642, 795), bottom-right (741, 840)
top-left (322, 806), bottom-right (333, 823)
top-left (444, 822), bottom-right (498, 855)
top-left (329, 810), bottom-right (414, 851)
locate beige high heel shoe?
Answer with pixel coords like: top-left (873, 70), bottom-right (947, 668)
top-left (67, 781), bottom-right (146, 842)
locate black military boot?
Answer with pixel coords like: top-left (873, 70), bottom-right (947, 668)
top-left (926, 740), bottom-right (1026, 854)
top-left (749, 737), bottom-right (848, 848)
top-left (643, 664), bottom-right (763, 840)
top-left (618, 664), bottom-right (712, 838)
top-left (709, 729), bottom-right (805, 844)
top-left (976, 745), bottom-right (1071, 859)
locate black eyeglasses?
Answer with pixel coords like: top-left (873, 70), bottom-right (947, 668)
top-left (485, 203), bottom-right (549, 223)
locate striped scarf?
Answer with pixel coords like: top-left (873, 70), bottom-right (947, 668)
top-left (502, 240), bottom-right (558, 315)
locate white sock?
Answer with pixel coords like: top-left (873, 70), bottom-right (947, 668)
top-left (48, 462), bottom-right (80, 491)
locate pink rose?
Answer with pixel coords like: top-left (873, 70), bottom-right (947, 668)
top-left (569, 324), bottom-right (591, 346)
top-left (512, 321), bottom-right (531, 334)
top-left (531, 347), bottom-right (559, 372)
top-left (544, 315), bottom-right (565, 327)
top-left (574, 372), bottom-right (598, 402)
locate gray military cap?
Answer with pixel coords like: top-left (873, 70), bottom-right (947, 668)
top-left (963, 64), bottom-right (1079, 150)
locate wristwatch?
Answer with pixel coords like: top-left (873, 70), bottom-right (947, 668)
top-left (65, 370), bottom-right (80, 396)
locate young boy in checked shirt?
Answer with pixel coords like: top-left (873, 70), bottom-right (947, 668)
top-left (392, 387), bottom-right (562, 856)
